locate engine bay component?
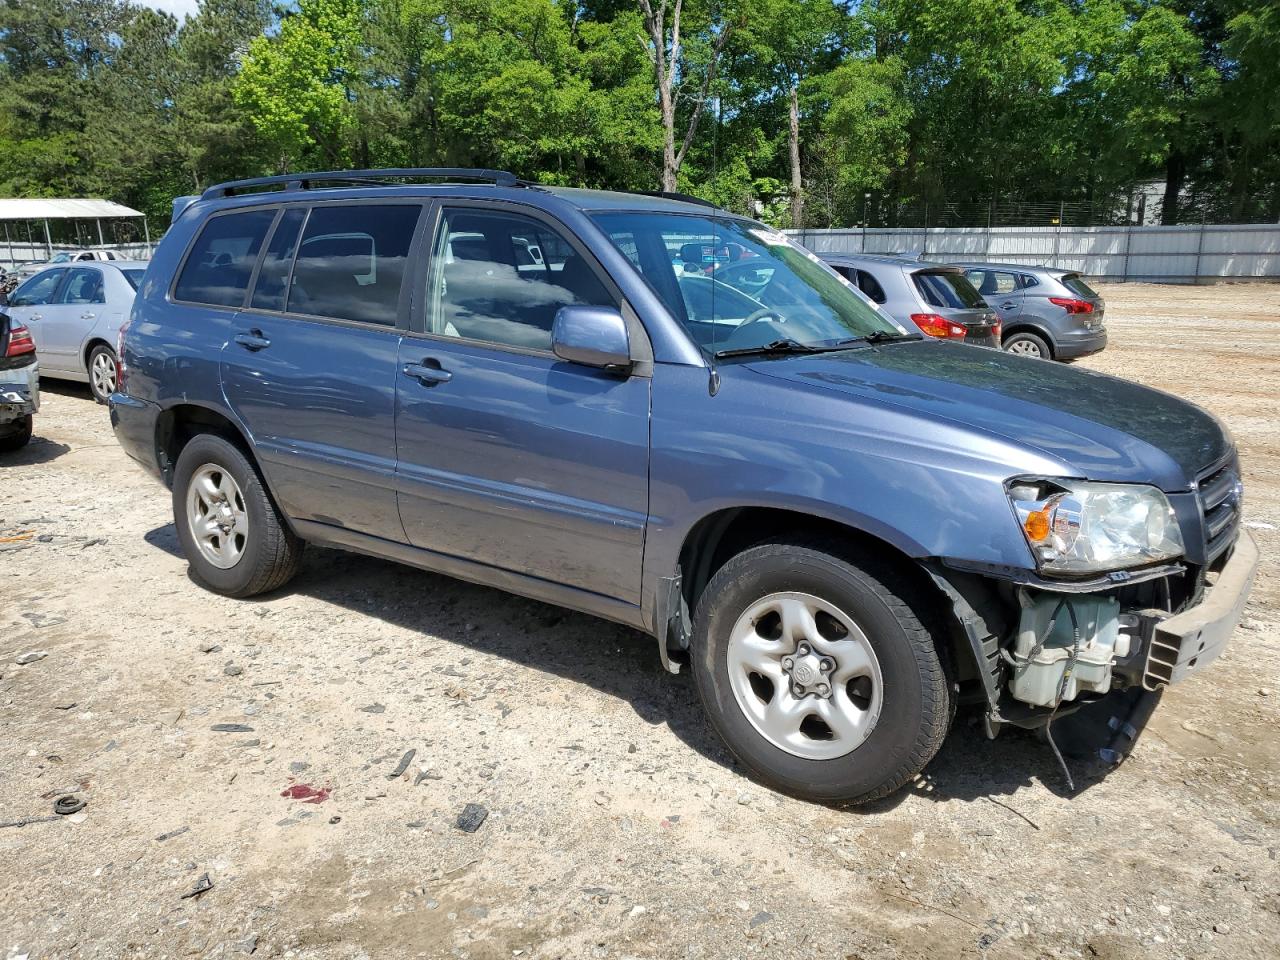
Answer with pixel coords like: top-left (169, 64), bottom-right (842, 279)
top-left (1007, 591), bottom-right (1127, 708)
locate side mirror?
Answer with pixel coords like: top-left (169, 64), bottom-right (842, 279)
top-left (552, 304), bottom-right (632, 371)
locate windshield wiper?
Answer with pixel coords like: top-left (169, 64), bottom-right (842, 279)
top-left (714, 338), bottom-right (834, 359)
top-left (850, 331), bottom-right (924, 345)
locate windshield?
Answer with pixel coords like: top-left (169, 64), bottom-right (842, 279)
top-left (49, 253), bottom-right (71, 263)
top-left (123, 269), bottom-right (146, 291)
top-left (913, 270), bottom-right (985, 309)
top-left (591, 212), bottom-right (903, 354)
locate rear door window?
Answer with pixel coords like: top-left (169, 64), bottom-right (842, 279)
top-left (855, 269), bottom-right (887, 304)
top-left (61, 268), bottom-right (105, 304)
top-left (965, 269), bottom-right (1018, 298)
top-left (174, 209), bottom-right (277, 307)
top-left (914, 270), bottom-right (984, 308)
top-left (250, 208), bottom-right (306, 312)
top-left (287, 204), bottom-right (421, 326)
top-left (1060, 274), bottom-right (1099, 298)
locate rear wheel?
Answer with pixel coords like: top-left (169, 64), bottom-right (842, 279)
top-left (172, 433), bottom-right (301, 597)
top-left (1003, 331), bottom-right (1051, 360)
top-left (0, 414), bottom-right (33, 452)
top-left (691, 540), bottom-right (952, 805)
top-left (87, 344), bottom-right (117, 403)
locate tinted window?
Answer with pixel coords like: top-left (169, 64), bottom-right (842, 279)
top-left (62, 268), bottom-right (105, 304)
top-left (12, 269), bottom-right (65, 306)
top-left (855, 269), bottom-right (887, 304)
top-left (1061, 274), bottom-right (1099, 298)
top-left (288, 205), bottom-right (419, 326)
top-left (914, 270), bottom-right (985, 308)
top-left (430, 208), bottom-right (615, 350)
top-left (122, 269), bottom-right (146, 291)
top-left (175, 209), bottom-right (276, 307)
top-left (250, 208), bottom-right (305, 312)
top-left (1020, 274), bottom-right (1039, 288)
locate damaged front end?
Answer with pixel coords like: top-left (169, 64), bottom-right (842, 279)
top-left (928, 458), bottom-right (1258, 744)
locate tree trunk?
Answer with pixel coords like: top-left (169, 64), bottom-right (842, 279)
top-left (1161, 149), bottom-right (1185, 226)
top-left (660, 81), bottom-right (678, 192)
top-left (788, 82), bottom-right (802, 228)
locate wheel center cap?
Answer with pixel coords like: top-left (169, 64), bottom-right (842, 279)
top-left (782, 645), bottom-right (834, 698)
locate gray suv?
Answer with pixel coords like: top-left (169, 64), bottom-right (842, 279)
top-left (820, 253), bottom-right (1000, 347)
top-left (109, 169), bottom-right (1255, 806)
top-left (953, 262), bottom-right (1108, 360)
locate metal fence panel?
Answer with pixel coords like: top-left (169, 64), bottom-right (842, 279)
top-left (789, 223), bottom-right (1280, 282)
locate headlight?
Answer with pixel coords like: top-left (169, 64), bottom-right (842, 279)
top-left (1007, 479), bottom-right (1184, 575)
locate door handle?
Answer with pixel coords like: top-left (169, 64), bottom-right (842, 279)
top-left (80, 312), bottom-right (96, 320)
top-left (1000, 301), bottom-right (1016, 309)
top-left (233, 330), bottom-right (271, 351)
top-left (28, 313), bottom-right (42, 321)
top-left (403, 359), bottom-right (452, 385)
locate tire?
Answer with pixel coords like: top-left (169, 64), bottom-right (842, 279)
top-left (172, 432), bottom-right (302, 597)
top-left (0, 414), bottom-right (33, 452)
top-left (86, 343), bottom-right (118, 404)
top-left (1003, 330), bottom-right (1052, 360)
top-left (691, 540), bottom-right (952, 805)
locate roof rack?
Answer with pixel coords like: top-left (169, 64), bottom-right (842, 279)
top-left (199, 168), bottom-right (523, 201)
top-left (635, 190), bottom-right (719, 209)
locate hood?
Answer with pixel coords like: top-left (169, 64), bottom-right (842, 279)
top-left (744, 341), bottom-right (1228, 490)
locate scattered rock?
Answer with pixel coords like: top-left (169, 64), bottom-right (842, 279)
top-left (199, 642), bottom-right (222, 654)
top-left (81, 538), bottom-right (106, 548)
top-left (14, 651), bottom-right (48, 665)
top-left (179, 873), bottom-right (213, 900)
top-left (211, 723), bottom-right (254, 733)
top-left (456, 802), bottom-right (489, 833)
top-left (1214, 922), bottom-right (1230, 935)
top-left (155, 826), bottom-right (190, 842)
top-left (358, 703), bottom-right (386, 714)
top-left (235, 934), bottom-right (258, 954)
top-left (387, 749), bottom-right (416, 780)
top-left (53, 702), bottom-right (77, 710)
top-left (223, 664), bottom-right (243, 677)
top-left (749, 911), bottom-right (772, 929)
top-left (628, 905), bottom-right (646, 919)
top-left (21, 613), bottom-right (65, 629)
top-left (289, 761), bottom-right (310, 774)
top-left (414, 768), bottom-right (443, 786)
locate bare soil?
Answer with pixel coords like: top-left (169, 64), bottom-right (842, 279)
top-left (1, 282), bottom-right (1277, 960)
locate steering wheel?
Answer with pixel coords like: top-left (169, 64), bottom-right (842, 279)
top-left (716, 260), bottom-right (773, 297)
top-left (723, 307), bottom-right (787, 346)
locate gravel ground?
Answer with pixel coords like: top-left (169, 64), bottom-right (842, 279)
top-left (1, 282), bottom-right (1277, 960)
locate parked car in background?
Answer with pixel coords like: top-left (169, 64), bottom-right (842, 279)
top-left (819, 253), bottom-right (1000, 347)
top-left (10, 249), bottom-right (126, 280)
top-left (951, 262), bottom-right (1108, 361)
top-left (0, 310), bottom-right (39, 451)
top-left (5, 260), bottom-right (147, 402)
top-left (110, 169), bottom-right (1254, 806)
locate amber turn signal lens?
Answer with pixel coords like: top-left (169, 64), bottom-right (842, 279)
top-left (1023, 509), bottom-right (1051, 542)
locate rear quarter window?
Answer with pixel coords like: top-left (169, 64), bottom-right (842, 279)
top-left (855, 269), bottom-right (888, 304)
top-left (174, 209), bottom-right (277, 307)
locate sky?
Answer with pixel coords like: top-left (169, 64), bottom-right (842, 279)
top-left (136, 0), bottom-right (202, 19)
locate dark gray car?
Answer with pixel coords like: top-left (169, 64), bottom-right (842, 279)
top-left (952, 262), bottom-right (1108, 361)
top-left (820, 253), bottom-right (1000, 348)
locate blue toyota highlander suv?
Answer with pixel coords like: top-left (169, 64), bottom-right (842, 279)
top-left (110, 169), bottom-right (1257, 804)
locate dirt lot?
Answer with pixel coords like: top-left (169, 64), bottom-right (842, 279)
top-left (1, 282), bottom-right (1277, 960)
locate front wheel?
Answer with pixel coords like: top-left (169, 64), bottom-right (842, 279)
top-left (691, 541), bottom-right (952, 805)
top-left (172, 433), bottom-right (302, 597)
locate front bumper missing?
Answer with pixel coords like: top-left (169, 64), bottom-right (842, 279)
top-left (1140, 531), bottom-right (1258, 689)
top-left (0, 360), bottom-right (39, 422)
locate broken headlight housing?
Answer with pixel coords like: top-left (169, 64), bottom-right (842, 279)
top-left (1007, 479), bottom-right (1184, 575)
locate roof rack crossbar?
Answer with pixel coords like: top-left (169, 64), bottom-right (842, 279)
top-left (200, 167), bottom-right (521, 201)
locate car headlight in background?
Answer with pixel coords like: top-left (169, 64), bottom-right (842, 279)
top-left (1007, 479), bottom-right (1184, 574)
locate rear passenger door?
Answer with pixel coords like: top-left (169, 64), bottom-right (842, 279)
top-left (393, 203), bottom-right (651, 605)
top-left (217, 201), bottom-right (425, 544)
top-left (965, 268), bottom-right (1022, 322)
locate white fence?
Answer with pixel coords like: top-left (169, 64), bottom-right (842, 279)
top-left (788, 223), bottom-right (1280, 282)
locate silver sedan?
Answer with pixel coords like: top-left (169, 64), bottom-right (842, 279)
top-left (4, 260), bottom-right (147, 402)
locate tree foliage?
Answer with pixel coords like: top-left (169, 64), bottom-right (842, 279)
top-left (0, 0), bottom-right (1276, 227)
